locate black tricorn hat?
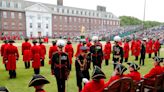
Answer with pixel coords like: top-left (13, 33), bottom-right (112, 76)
top-left (32, 40), bottom-right (38, 43)
top-left (92, 66), bottom-right (106, 80)
top-left (115, 64), bottom-right (127, 75)
top-left (52, 40), bottom-right (57, 44)
top-left (24, 37), bottom-right (29, 41)
top-left (28, 75), bottom-right (50, 87)
top-left (39, 41), bottom-right (44, 44)
top-left (153, 56), bottom-right (162, 63)
top-left (127, 62), bottom-right (140, 71)
top-left (67, 41), bottom-right (72, 44)
top-left (0, 86), bottom-right (9, 92)
top-left (3, 40), bottom-right (8, 43)
top-left (8, 40), bottom-right (15, 43)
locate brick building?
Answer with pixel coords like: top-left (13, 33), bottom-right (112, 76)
top-left (0, 0), bottom-right (120, 38)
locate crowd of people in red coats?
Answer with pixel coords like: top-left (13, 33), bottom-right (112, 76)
top-left (0, 35), bottom-right (164, 92)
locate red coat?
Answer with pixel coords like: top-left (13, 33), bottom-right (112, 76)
top-left (44, 37), bottom-right (48, 43)
top-left (123, 42), bottom-right (130, 58)
top-left (81, 79), bottom-right (105, 92)
top-left (22, 42), bottom-right (31, 62)
top-left (75, 43), bottom-right (82, 57)
top-left (144, 65), bottom-right (163, 79)
top-left (146, 40), bottom-right (153, 54)
top-left (65, 44), bottom-right (74, 64)
top-left (105, 75), bottom-right (124, 87)
top-left (39, 44), bottom-right (46, 59)
top-left (48, 45), bottom-right (58, 64)
top-left (4, 44), bottom-right (19, 70)
top-left (103, 42), bottom-right (111, 60)
top-left (86, 42), bottom-right (92, 48)
top-left (131, 40), bottom-right (135, 55)
top-left (153, 40), bottom-right (160, 53)
top-left (1, 43), bottom-right (8, 64)
top-left (31, 45), bottom-right (42, 68)
top-left (132, 41), bottom-right (140, 56)
top-left (125, 71), bottom-right (141, 82)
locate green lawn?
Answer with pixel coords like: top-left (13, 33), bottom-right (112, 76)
top-left (0, 41), bottom-right (163, 92)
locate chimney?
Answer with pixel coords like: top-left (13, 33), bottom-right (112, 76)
top-left (57, 0), bottom-right (63, 6)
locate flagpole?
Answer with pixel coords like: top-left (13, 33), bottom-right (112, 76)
top-left (143, 0), bottom-right (147, 29)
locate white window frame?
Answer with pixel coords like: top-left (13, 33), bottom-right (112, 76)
top-left (11, 12), bottom-right (15, 19)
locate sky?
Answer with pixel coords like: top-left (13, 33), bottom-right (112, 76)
top-left (26, 0), bottom-right (164, 22)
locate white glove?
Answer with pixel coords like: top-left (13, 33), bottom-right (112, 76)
top-left (82, 78), bottom-right (89, 84)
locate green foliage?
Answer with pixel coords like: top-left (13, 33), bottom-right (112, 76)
top-left (119, 16), bottom-right (163, 29)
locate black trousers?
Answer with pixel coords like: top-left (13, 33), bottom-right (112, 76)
top-left (139, 58), bottom-right (145, 66)
top-left (76, 70), bottom-right (90, 92)
top-left (4, 64), bottom-right (7, 71)
top-left (34, 68), bottom-right (40, 74)
top-left (154, 53), bottom-right (157, 57)
top-left (9, 70), bottom-right (16, 78)
top-left (41, 60), bottom-right (44, 66)
top-left (124, 58), bottom-right (128, 62)
top-left (113, 58), bottom-right (120, 69)
top-left (135, 56), bottom-right (138, 61)
top-left (56, 77), bottom-right (66, 92)
top-left (24, 62), bottom-right (30, 69)
top-left (105, 59), bottom-right (109, 66)
top-left (92, 57), bottom-right (102, 68)
top-left (149, 54), bottom-right (151, 58)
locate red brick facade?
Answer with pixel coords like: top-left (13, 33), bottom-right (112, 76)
top-left (0, 9), bottom-right (26, 39)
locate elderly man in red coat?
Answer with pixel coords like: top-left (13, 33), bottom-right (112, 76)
top-left (103, 40), bottom-right (111, 66)
top-left (31, 40), bottom-right (42, 74)
top-left (49, 41), bottom-right (58, 64)
top-left (105, 64), bottom-right (127, 87)
top-left (39, 41), bottom-right (46, 66)
top-left (146, 38), bottom-right (153, 58)
top-left (22, 38), bottom-right (31, 69)
top-left (153, 39), bottom-right (160, 56)
top-left (125, 62), bottom-right (141, 82)
top-left (123, 38), bottom-right (130, 62)
top-left (143, 56), bottom-right (163, 86)
top-left (4, 40), bottom-right (19, 79)
top-left (65, 41), bottom-right (74, 70)
top-left (81, 66), bottom-right (106, 92)
top-left (133, 39), bottom-right (141, 61)
top-left (1, 40), bottom-right (9, 70)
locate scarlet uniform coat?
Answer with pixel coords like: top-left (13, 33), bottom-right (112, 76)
top-left (153, 40), bottom-right (160, 53)
top-left (103, 42), bottom-right (111, 60)
top-left (1, 43), bottom-right (8, 64)
top-left (131, 40), bottom-right (135, 55)
top-left (81, 79), bottom-right (105, 92)
top-left (64, 44), bottom-right (74, 64)
top-left (22, 42), bottom-right (31, 62)
top-left (48, 45), bottom-right (58, 64)
top-left (144, 65), bottom-right (163, 79)
top-left (86, 42), bottom-right (92, 48)
top-left (123, 42), bottom-right (130, 58)
top-left (31, 45), bottom-right (42, 68)
top-left (4, 44), bottom-right (19, 70)
top-left (133, 41), bottom-right (140, 57)
top-left (146, 40), bottom-right (153, 54)
top-left (75, 43), bottom-right (82, 57)
top-left (125, 71), bottom-right (141, 82)
top-left (39, 44), bottom-right (46, 59)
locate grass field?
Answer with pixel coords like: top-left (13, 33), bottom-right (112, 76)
top-left (0, 40), bottom-right (163, 92)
